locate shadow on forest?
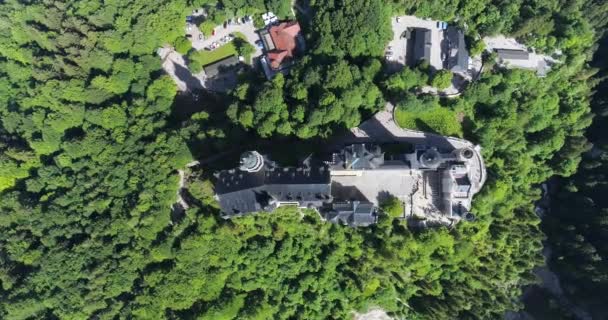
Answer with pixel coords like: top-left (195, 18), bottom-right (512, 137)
top-left (173, 62), bottom-right (204, 91)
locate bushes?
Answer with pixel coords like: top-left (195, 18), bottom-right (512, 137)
top-left (379, 195), bottom-right (404, 218)
top-left (174, 37), bottom-right (192, 55)
top-left (394, 95), bottom-right (462, 136)
top-left (430, 70), bottom-right (453, 89)
top-left (233, 33), bottom-right (255, 62)
top-left (198, 20), bottom-right (216, 37)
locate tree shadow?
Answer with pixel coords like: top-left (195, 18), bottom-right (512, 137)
top-left (173, 62), bottom-right (204, 91)
top-left (327, 114), bottom-right (457, 153)
top-left (376, 190), bottom-right (394, 205)
top-left (331, 181), bottom-right (368, 202)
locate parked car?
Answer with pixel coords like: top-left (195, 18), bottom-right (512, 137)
top-left (198, 33), bottom-right (203, 40)
top-left (255, 40), bottom-right (264, 48)
top-left (223, 21), bottom-right (228, 28)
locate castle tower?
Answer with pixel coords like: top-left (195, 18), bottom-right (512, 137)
top-left (454, 147), bottom-right (475, 162)
top-left (420, 148), bottom-right (442, 169)
top-left (239, 151), bottom-right (264, 172)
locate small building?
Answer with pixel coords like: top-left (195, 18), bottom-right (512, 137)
top-left (495, 48), bottom-right (530, 61)
top-left (202, 55), bottom-right (242, 91)
top-left (445, 27), bottom-right (469, 74)
top-left (410, 28), bottom-right (432, 67)
top-left (491, 47), bottom-right (552, 77)
top-left (203, 55), bottom-right (240, 78)
top-left (259, 21), bottom-right (305, 79)
top-left (325, 201), bottom-right (377, 227)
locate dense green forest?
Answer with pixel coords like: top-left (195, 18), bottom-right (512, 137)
top-left (521, 37), bottom-right (608, 320)
top-left (0, 0), bottom-right (607, 319)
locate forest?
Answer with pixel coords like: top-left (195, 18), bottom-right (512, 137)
top-left (0, 0), bottom-right (607, 319)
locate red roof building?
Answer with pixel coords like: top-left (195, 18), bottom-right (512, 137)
top-left (266, 21), bottom-right (302, 69)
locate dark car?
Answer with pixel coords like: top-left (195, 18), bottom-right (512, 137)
top-left (255, 40), bottom-right (264, 48)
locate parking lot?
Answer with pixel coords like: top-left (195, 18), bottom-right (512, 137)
top-left (187, 20), bottom-right (264, 62)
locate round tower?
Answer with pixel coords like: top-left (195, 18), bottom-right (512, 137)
top-left (454, 147), bottom-right (475, 162)
top-left (239, 151), bottom-right (264, 172)
top-left (420, 148), bottom-right (441, 169)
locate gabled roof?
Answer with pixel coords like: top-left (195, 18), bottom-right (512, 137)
top-left (215, 155), bottom-right (331, 215)
top-left (267, 50), bottom-right (289, 64)
top-left (325, 201), bottom-right (377, 227)
top-left (446, 27), bottom-right (469, 73)
top-left (412, 28), bottom-right (432, 65)
top-left (495, 49), bottom-right (530, 60)
top-left (267, 21), bottom-right (302, 69)
top-left (331, 144), bottom-right (385, 170)
top-left (203, 55), bottom-right (240, 78)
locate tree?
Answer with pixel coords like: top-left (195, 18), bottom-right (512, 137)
top-left (379, 194), bottom-right (404, 218)
top-left (430, 70), bottom-right (453, 89)
top-left (175, 36), bottom-right (193, 55)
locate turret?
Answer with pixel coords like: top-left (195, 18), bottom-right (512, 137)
top-left (420, 147), bottom-right (441, 169)
top-left (239, 151), bottom-right (264, 172)
top-left (454, 147), bottom-right (475, 162)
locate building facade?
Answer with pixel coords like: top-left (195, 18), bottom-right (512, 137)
top-left (214, 143), bottom-right (486, 227)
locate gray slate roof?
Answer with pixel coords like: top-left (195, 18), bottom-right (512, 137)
top-left (412, 28), bottom-right (432, 65)
top-left (495, 49), bottom-right (530, 60)
top-left (324, 201), bottom-right (377, 227)
top-left (215, 158), bottom-right (331, 215)
top-left (331, 144), bottom-right (384, 170)
top-left (445, 27), bottom-right (469, 73)
top-left (203, 55), bottom-right (240, 78)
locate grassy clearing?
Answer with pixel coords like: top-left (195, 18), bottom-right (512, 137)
top-left (394, 106), bottom-right (462, 137)
top-left (188, 43), bottom-right (238, 73)
top-left (188, 33), bottom-right (254, 73)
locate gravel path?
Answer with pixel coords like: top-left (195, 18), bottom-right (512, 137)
top-left (158, 47), bottom-right (204, 92)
